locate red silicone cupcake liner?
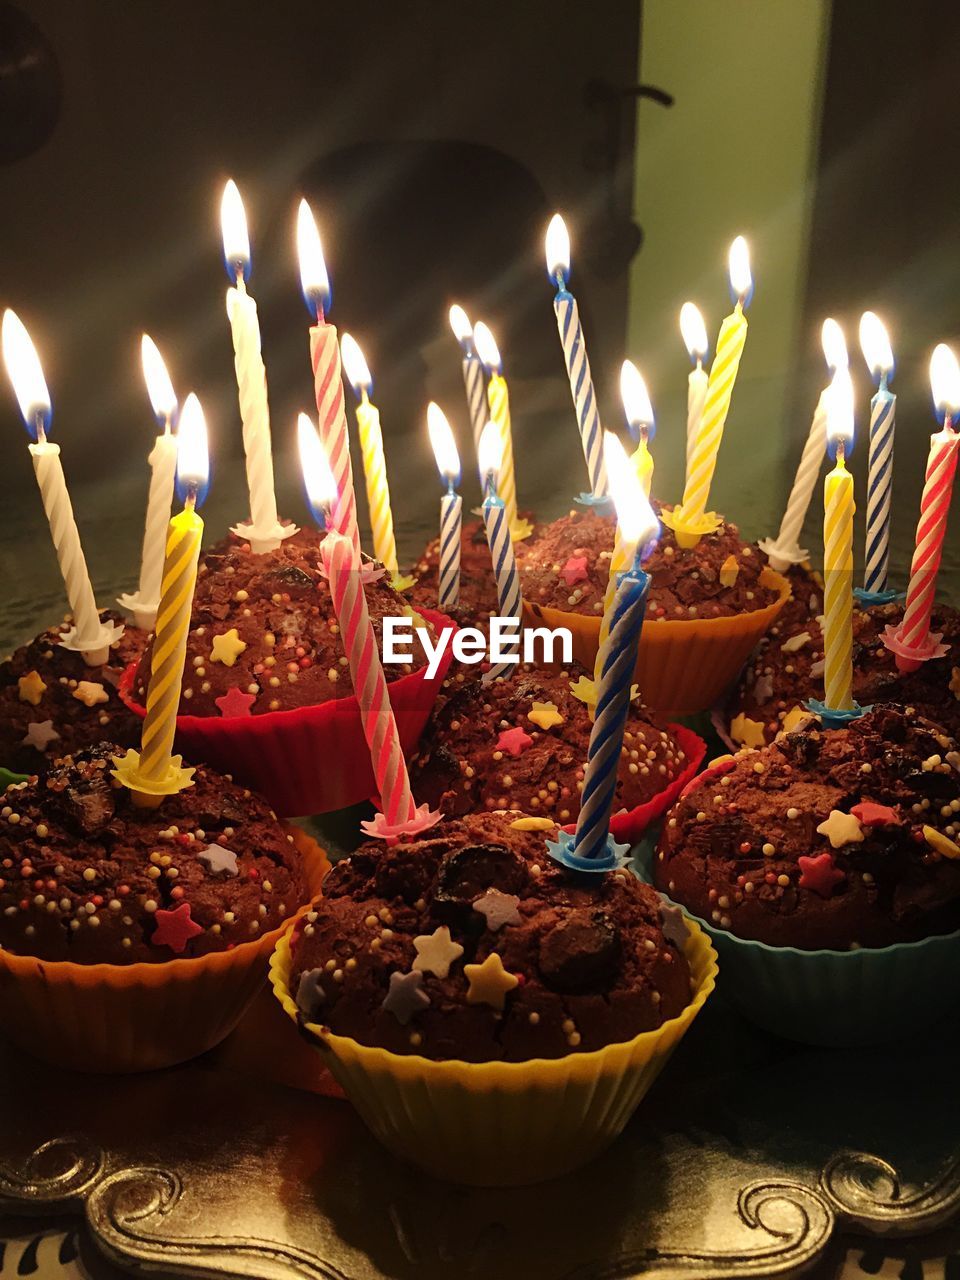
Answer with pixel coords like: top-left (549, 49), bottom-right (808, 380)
top-left (120, 608), bottom-right (456, 818)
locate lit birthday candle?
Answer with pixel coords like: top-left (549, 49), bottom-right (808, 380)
top-left (340, 333), bottom-right (398, 574)
top-left (449, 304), bottom-right (487, 464)
top-left (668, 237), bottom-right (752, 548)
top-left (299, 415), bottom-right (429, 834)
top-left (113, 394), bottom-right (208, 806)
top-left (619, 359), bottom-right (655, 496)
top-left (118, 336), bottom-right (179, 630)
top-left (296, 198), bottom-right (361, 565)
top-left (478, 420), bottom-right (522, 680)
top-left (2, 309), bottom-right (120, 665)
top-left (883, 344), bottom-right (960, 673)
top-left (679, 302), bottom-right (709, 480)
top-left (545, 213), bottom-right (607, 500)
top-left (221, 180), bottom-right (290, 553)
top-left (473, 321), bottom-right (523, 537)
top-left (858, 311), bottom-right (897, 599)
top-left (549, 431), bottom-right (658, 871)
top-left (427, 402), bottom-right (462, 610)
top-left (761, 318), bottom-right (848, 571)
top-left (819, 371), bottom-right (857, 714)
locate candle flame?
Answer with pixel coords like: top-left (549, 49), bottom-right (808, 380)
top-left (176, 393), bottom-right (209, 503)
top-left (478, 420), bottom-right (503, 485)
top-left (296, 198), bottom-right (331, 315)
top-left (472, 321), bottom-right (502, 374)
top-left (427, 402), bottom-right (461, 488)
top-left (825, 369), bottom-right (855, 452)
top-left (448, 304), bottom-right (473, 345)
top-left (679, 302), bottom-right (708, 362)
top-left (2, 309), bottom-right (51, 438)
top-left (140, 335), bottom-right (178, 425)
top-left (297, 411), bottom-right (338, 523)
top-left (930, 343), bottom-right (960, 420)
top-left (220, 179), bottom-right (251, 281)
top-left (728, 236), bottom-right (752, 302)
top-left (340, 333), bottom-right (372, 397)
top-left (820, 318), bottom-right (848, 373)
top-left (859, 311), bottom-right (894, 379)
top-left (603, 431), bottom-right (658, 552)
top-left (619, 360), bottom-right (654, 437)
top-left (545, 213), bottom-right (571, 282)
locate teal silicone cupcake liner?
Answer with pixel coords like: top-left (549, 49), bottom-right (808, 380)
top-left (634, 842), bottom-right (960, 1048)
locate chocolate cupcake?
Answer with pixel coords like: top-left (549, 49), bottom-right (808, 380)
top-left (410, 662), bottom-right (701, 839)
top-left (0, 611), bottom-right (145, 775)
top-left (726, 601), bottom-right (960, 750)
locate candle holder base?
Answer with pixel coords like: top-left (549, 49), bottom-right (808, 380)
top-left (230, 518), bottom-right (299, 555)
top-left (660, 507), bottom-right (722, 550)
top-left (757, 537), bottom-right (810, 573)
top-left (117, 590), bottom-right (159, 632)
top-left (804, 698), bottom-right (873, 728)
top-left (544, 828), bottom-right (631, 874)
top-left (110, 747), bottom-right (196, 801)
top-left (880, 624), bottom-right (950, 673)
top-left (853, 587), bottom-right (905, 607)
top-left (574, 491), bottom-right (615, 514)
top-left (58, 618), bottom-right (125, 667)
top-left (360, 803), bottom-right (442, 843)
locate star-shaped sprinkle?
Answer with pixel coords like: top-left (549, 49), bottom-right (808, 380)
top-left (923, 825), bottom-right (960, 860)
top-left (214, 685), bottom-right (257, 718)
top-left (464, 952), bottom-right (519, 1010)
top-left (295, 968), bottom-right (326, 1021)
top-left (781, 705), bottom-right (815, 735)
top-left (851, 801), bottom-right (900, 828)
top-left (473, 888), bottom-right (521, 931)
top-left (561, 555), bottom-right (589, 587)
top-left (496, 726), bottom-right (533, 757)
top-left (568, 675), bottom-right (597, 707)
top-left (21, 719), bottom-right (60, 752)
top-left (151, 902), bottom-right (203, 953)
top-left (382, 969), bottom-right (431, 1025)
top-left (412, 926), bottom-right (464, 979)
top-left (510, 816), bottom-right (555, 832)
top-left (798, 852), bottom-right (844, 897)
top-left (730, 712), bottom-right (766, 749)
top-left (950, 667), bottom-right (960, 700)
top-left (816, 809), bottom-right (864, 849)
top-left (210, 628), bottom-right (247, 667)
top-left (73, 681), bottom-right (108, 707)
top-left (781, 631), bottom-right (812, 654)
top-left (17, 670), bottom-right (46, 706)
top-left (719, 555), bottom-right (739, 587)
top-left (659, 901), bottom-right (689, 948)
top-left (528, 700), bottom-right (563, 731)
top-left (197, 844), bottom-right (239, 877)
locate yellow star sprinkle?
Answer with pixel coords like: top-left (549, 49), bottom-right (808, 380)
top-left (73, 681), bottom-right (108, 708)
top-left (781, 705), bottom-right (813, 735)
top-left (816, 809), bottom-right (864, 849)
top-left (568, 676), bottom-right (597, 707)
top-left (510, 816), bottom-right (556, 832)
top-left (923, 825), bottom-right (960, 860)
top-left (950, 667), bottom-right (960, 701)
top-left (464, 951), bottom-right (519, 1011)
top-left (719, 555), bottom-right (740, 587)
top-left (730, 712), bottom-right (766, 749)
top-left (17, 670), bottom-right (47, 706)
top-left (210, 628), bottom-right (247, 667)
top-left (528, 700), bottom-right (564, 731)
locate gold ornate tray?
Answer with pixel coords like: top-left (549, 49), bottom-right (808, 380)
top-left (1, 981), bottom-right (958, 1279)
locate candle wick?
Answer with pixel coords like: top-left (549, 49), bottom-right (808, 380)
top-left (554, 269), bottom-right (567, 294)
top-left (315, 301), bottom-right (325, 326)
top-left (34, 413), bottom-right (47, 446)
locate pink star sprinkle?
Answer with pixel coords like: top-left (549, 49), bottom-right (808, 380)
top-left (496, 726), bottom-right (533, 757)
top-left (214, 686), bottom-right (257, 718)
top-left (151, 902), bottom-right (203, 953)
top-left (798, 852), bottom-right (845, 899)
top-left (851, 801), bottom-right (900, 827)
top-left (561, 555), bottom-right (589, 587)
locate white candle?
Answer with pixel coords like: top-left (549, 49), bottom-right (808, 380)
top-left (2, 309), bottom-right (120, 664)
top-left (680, 303), bottom-right (708, 480)
top-left (427, 402), bottom-right (462, 609)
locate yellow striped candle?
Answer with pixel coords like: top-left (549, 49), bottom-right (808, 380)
top-left (473, 322), bottom-right (520, 536)
top-left (821, 373), bottom-right (856, 711)
top-left (671, 238), bottom-right (752, 548)
top-left (620, 359), bottom-right (655, 497)
top-left (340, 334), bottom-right (398, 574)
top-left (113, 394), bottom-right (208, 806)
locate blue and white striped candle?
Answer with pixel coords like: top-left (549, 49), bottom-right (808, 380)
top-left (448, 305), bottom-right (487, 467)
top-left (478, 421), bottom-right (522, 679)
top-left (545, 214), bottom-right (607, 499)
top-left (859, 311), bottom-right (897, 596)
top-left (427, 402), bottom-right (462, 609)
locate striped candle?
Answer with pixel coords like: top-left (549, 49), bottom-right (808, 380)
top-left (449, 306), bottom-right (487, 463)
top-left (680, 303), bottom-right (709, 483)
top-left (474, 322), bottom-right (519, 534)
top-left (341, 334), bottom-right (398, 574)
top-left (859, 313), bottom-right (897, 595)
top-left (545, 214), bottom-right (607, 498)
top-left (479, 422), bottom-right (522, 680)
top-left (821, 374), bottom-right (856, 711)
top-left (427, 402), bottom-right (462, 609)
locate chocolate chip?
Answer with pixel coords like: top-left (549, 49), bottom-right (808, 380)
top-left (269, 565), bottom-right (316, 593)
top-left (435, 843), bottom-right (529, 910)
top-left (539, 910), bottom-right (620, 994)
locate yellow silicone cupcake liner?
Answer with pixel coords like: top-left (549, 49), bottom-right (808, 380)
top-left (270, 916), bottom-right (717, 1185)
top-left (523, 567), bottom-right (791, 717)
top-left (0, 825), bottom-right (329, 1074)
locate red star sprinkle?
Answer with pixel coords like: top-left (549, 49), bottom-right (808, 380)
top-left (561, 555), bottom-right (589, 587)
top-left (851, 801), bottom-right (900, 827)
top-left (151, 902), bottom-right (203, 953)
top-left (798, 852), bottom-right (845, 899)
top-left (214, 686), bottom-right (257, 718)
top-left (496, 726), bottom-right (533, 757)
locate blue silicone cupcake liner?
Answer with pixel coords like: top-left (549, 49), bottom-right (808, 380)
top-left (634, 844), bottom-right (960, 1048)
